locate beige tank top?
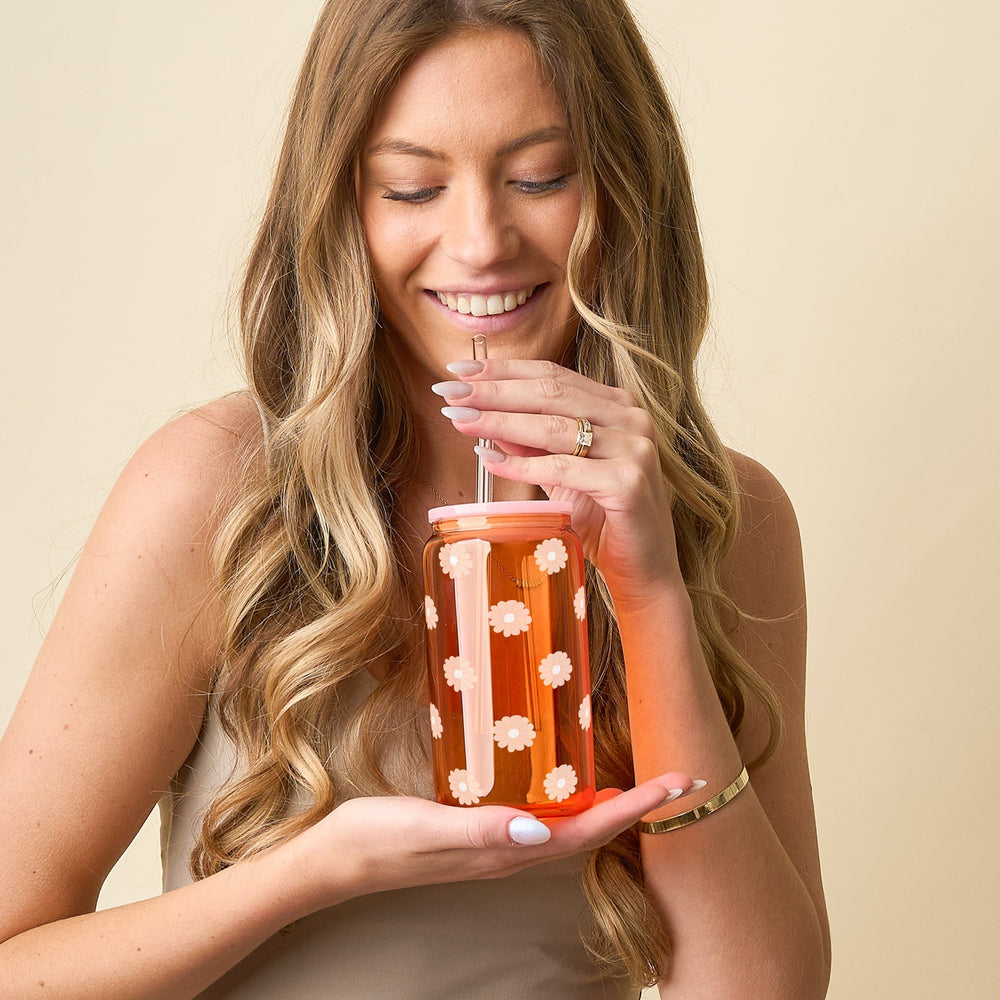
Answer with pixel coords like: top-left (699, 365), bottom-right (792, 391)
top-left (159, 670), bottom-right (637, 999)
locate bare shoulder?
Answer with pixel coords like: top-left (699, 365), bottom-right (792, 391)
top-left (718, 449), bottom-right (808, 764)
top-left (91, 393), bottom-right (264, 564)
top-left (80, 390), bottom-right (266, 659)
top-left (720, 448), bottom-right (805, 627)
top-left (116, 392), bottom-right (263, 509)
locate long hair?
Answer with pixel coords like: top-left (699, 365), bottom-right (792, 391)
top-left (191, 0), bottom-right (781, 987)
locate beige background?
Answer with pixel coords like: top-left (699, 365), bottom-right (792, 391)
top-left (2, 2), bottom-right (997, 997)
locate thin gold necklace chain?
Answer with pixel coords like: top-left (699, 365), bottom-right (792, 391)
top-left (415, 476), bottom-right (544, 589)
top-left (416, 476), bottom-right (449, 507)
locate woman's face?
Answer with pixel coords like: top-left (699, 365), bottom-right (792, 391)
top-left (360, 28), bottom-right (584, 384)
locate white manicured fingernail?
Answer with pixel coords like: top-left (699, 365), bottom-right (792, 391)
top-left (662, 788), bottom-right (685, 804)
top-left (678, 779), bottom-right (707, 799)
top-left (446, 359), bottom-right (484, 375)
top-left (441, 406), bottom-right (480, 422)
top-left (508, 816), bottom-right (551, 845)
top-left (474, 445), bottom-right (506, 463)
top-left (431, 381), bottom-right (472, 398)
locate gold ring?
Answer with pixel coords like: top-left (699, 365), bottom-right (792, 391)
top-left (571, 417), bottom-right (593, 458)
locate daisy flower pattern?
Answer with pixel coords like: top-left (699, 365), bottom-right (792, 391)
top-left (538, 650), bottom-right (573, 688)
top-left (574, 586), bottom-right (586, 621)
top-left (487, 599), bottom-right (532, 637)
top-left (544, 764), bottom-right (578, 802)
top-left (492, 715), bottom-right (536, 752)
top-left (534, 537), bottom-right (569, 576)
top-left (443, 656), bottom-right (476, 692)
top-left (439, 542), bottom-right (473, 579)
top-left (424, 595), bottom-right (438, 630)
top-left (448, 769), bottom-right (483, 805)
top-left (429, 702), bottom-right (443, 739)
top-left (578, 695), bottom-right (591, 731)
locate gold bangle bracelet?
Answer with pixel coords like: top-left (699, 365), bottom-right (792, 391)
top-left (637, 766), bottom-right (750, 834)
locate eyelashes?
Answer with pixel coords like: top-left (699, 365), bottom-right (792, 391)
top-left (382, 187), bottom-right (443, 204)
top-left (514, 175), bottom-right (570, 194)
top-left (381, 175), bottom-right (572, 204)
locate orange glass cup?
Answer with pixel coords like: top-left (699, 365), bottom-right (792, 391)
top-left (422, 501), bottom-right (595, 817)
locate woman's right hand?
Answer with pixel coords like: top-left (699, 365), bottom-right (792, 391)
top-left (289, 774), bottom-right (692, 908)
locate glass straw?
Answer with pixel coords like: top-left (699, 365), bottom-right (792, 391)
top-left (473, 335), bottom-right (493, 503)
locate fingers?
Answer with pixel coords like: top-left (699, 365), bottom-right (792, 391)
top-left (456, 806), bottom-right (552, 849)
top-left (447, 777), bottom-right (686, 860)
top-left (432, 381), bottom-right (628, 455)
top-left (472, 442), bottom-right (660, 510)
top-left (399, 774), bottom-right (691, 857)
top-left (434, 360), bottom-right (649, 432)
top-left (656, 772), bottom-right (700, 799)
top-left (442, 406), bottom-right (627, 461)
top-left (432, 360), bottom-right (654, 473)
top-left (445, 357), bottom-right (629, 408)
top-left (553, 774), bottom-right (693, 850)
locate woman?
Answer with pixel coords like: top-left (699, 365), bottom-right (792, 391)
top-left (0, 1), bottom-right (830, 997)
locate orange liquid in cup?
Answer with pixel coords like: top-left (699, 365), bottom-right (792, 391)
top-left (423, 502), bottom-right (595, 817)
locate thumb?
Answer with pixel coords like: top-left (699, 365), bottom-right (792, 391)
top-left (462, 807), bottom-right (552, 848)
top-left (506, 814), bottom-right (552, 846)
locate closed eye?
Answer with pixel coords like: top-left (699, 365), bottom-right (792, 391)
top-left (381, 175), bottom-right (571, 202)
top-left (515, 175), bottom-right (570, 194)
top-left (382, 187), bottom-right (442, 204)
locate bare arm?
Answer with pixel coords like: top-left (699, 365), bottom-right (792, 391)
top-left (0, 397), bottom-right (271, 995)
top-left (622, 455), bottom-right (830, 998)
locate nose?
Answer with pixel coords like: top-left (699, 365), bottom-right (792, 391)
top-left (441, 185), bottom-right (520, 270)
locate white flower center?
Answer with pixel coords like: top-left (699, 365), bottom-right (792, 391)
top-left (507, 728), bottom-right (519, 739)
top-left (556, 778), bottom-right (566, 788)
top-left (551, 664), bottom-right (561, 674)
top-left (459, 781), bottom-right (468, 792)
top-left (504, 613), bottom-right (515, 623)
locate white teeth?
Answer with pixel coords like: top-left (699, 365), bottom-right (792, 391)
top-left (435, 286), bottom-right (537, 316)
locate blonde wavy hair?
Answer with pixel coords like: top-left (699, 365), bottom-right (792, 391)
top-left (191, 0), bottom-right (781, 987)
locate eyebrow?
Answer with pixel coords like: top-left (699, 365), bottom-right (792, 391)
top-left (367, 125), bottom-right (570, 161)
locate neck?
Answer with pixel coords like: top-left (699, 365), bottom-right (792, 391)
top-left (413, 465), bottom-right (544, 509)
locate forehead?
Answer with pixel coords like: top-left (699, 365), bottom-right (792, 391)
top-left (367, 28), bottom-right (569, 152)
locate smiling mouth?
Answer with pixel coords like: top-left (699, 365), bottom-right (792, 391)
top-left (433, 285), bottom-right (540, 317)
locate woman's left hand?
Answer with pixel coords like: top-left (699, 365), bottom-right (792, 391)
top-left (433, 358), bottom-right (682, 605)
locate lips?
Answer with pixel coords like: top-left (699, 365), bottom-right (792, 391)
top-left (433, 285), bottom-right (539, 317)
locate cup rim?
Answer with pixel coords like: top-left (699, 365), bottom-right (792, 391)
top-left (427, 499), bottom-right (573, 523)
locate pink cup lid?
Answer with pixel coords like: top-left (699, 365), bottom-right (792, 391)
top-left (427, 499), bottom-right (573, 523)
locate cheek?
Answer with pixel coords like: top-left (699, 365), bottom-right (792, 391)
top-left (539, 194), bottom-right (583, 269)
top-left (363, 206), bottom-right (427, 287)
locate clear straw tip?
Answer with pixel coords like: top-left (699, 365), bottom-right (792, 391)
top-left (473, 337), bottom-right (493, 503)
